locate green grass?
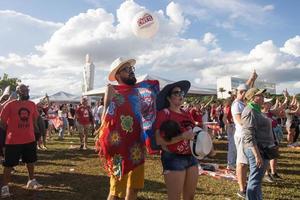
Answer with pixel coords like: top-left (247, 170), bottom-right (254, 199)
top-left (1, 136), bottom-right (300, 200)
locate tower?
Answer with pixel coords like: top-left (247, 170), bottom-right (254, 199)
top-left (83, 54), bottom-right (95, 92)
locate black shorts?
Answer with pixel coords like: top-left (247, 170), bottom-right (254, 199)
top-left (68, 118), bottom-right (75, 126)
top-left (44, 120), bottom-right (49, 130)
top-left (0, 127), bottom-right (6, 147)
top-left (3, 142), bottom-right (37, 167)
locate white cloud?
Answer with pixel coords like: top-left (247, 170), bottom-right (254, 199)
top-left (188, 0), bottom-right (274, 24)
top-left (280, 35), bottom-right (300, 57)
top-left (0, 10), bottom-right (63, 28)
top-left (0, 10), bottom-right (63, 55)
top-left (0, 1), bottom-right (299, 96)
top-left (178, 0), bottom-right (275, 40)
top-left (202, 32), bottom-right (218, 46)
top-left (166, 2), bottom-right (190, 33)
top-left (263, 5), bottom-right (275, 12)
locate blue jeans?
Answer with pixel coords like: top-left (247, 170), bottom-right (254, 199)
top-left (227, 124), bottom-right (236, 168)
top-left (245, 147), bottom-right (269, 200)
top-left (58, 117), bottom-right (68, 139)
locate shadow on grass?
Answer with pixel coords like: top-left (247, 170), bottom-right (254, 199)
top-left (4, 171), bottom-right (167, 200)
top-left (38, 148), bottom-right (97, 162)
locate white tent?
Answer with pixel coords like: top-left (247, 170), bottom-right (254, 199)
top-left (32, 91), bottom-right (81, 104)
top-left (83, 74), bottom-right (216, 96)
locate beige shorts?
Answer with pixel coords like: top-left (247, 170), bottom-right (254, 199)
top-left (234, 134), bottom-right (248, 165)
top-left (77, 123), bottom-right (90, 134)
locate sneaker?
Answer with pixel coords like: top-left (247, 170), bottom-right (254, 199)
top-left (83, 145), bottom-right (88, 150)
top-left (1, 185), bottom-right (11, 198)
top-left (236, 190), bottom-right (246, 199)
top-left (26, 179), bottom-right (42, 189)
top-left (41, 145), bottom-right (47, 150)
top-left (79, 144), bottom-right (84, 150)
top-left (11, 167), bottom-right (17, 174)
top-left (271, 173), bottom-right (282, 180)
top-left (263, 174), bottom-right (275, 183)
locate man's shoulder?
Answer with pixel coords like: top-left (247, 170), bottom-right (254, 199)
top-left (241, 106), bottom-right (252, 116)
top-left (3, 99), bottom-right (17, 108)
top-left (232, 100), bottom-right (245, 109)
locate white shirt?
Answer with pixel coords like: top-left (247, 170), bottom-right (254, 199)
top-left (94, 105), bottom-right (104, 121)
top-left (231, 99), bottom-right (245, 137)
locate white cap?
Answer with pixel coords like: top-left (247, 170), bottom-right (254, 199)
top-left (264, 98), bottom-right (273, 103)
top-left (237, 84), bottom-right (248, 91)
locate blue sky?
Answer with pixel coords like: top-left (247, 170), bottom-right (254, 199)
top-left (0, 0), bottom-right (299, 95)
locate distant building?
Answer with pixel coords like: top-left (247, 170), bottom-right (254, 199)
top-left (217, 76), bottom-right (276, 99)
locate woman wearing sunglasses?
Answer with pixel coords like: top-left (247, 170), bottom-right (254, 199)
top-left (154, 80), bottom-right (198, 200)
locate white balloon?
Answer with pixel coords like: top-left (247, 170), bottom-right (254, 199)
top-left (131, 11), bottom-right (159, 39)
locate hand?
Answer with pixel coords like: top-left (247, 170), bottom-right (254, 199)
top-left (251, 69), bottom-right (258, 80)
top-left (182, 129), bottom-right (196, 140)
top-left (255, 154), bottom-right (263, 168)
top-left (283, 89), bottom-right (289, 97)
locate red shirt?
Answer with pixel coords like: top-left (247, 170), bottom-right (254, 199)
top-left (155, 109), bottom-right (194, 154)
top-left (266, 111), bottom-right (278, 128)
top-left (224, 105), bottom-right (233, 124)
top-left (189, 108), bottom-right (203, 126)
top-left (0, 100), bottom-right (38, 145)
top-left (76, 105), bottom-right (91, 125)
top-left (210, 107), bottom-right (217, 120)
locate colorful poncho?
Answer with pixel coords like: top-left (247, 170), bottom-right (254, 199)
top-left (96, 80), bottom-right (159, 179)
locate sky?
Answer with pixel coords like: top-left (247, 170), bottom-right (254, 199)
top-left (0, 0), bottom-right (299, 96)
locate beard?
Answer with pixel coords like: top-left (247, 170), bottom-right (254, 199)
top-left (120, 74), bottom-right (137, 85)
top-left (19, 95), bottom-right (30, 100)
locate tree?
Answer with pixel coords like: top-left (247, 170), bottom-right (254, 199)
top-left (0, 73), bottom-right (21, 93)
top-left (218, 87), bottom-right (226, 99)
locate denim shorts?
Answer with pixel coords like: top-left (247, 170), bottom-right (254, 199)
top-left (161, 150), bottom-right (198, 172)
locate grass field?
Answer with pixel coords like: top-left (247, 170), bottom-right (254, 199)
top-left (1, 135), bottom-right (299, 200)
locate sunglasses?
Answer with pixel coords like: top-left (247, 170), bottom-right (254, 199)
top-left (119, 65), bottom-right (135, 73)
top-left (171, 90), bottom-right (185, 97)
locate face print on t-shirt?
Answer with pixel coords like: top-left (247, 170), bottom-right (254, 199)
top-left (18, 107), bottom-right (31, 128)
top-left (82, 108), bottom-right (89, 118)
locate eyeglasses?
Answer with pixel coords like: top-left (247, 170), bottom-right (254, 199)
top-left (171, 90), bottom-right (185, 97)
top-left (118, 65), bottom-right (135, 73)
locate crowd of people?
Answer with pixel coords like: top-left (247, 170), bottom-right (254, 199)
top-left (0, 56), bottom-right (299, 199)
top-left (0, 87), bottom-right (104, 198)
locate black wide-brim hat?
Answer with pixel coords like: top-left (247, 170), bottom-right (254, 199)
top-left (156, 80), bottom-right (191, 111)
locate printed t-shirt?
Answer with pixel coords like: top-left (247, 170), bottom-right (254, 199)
top-left (155, 109), bottom-right (194, 155)
top-left (0, 100), bottom-right (38, 145)
top-left (76, 105), bottom-right (91, 125)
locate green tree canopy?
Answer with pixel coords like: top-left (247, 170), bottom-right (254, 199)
top-left (0, 73), bottom-right (21, 94)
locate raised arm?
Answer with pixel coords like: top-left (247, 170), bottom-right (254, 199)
top-left (204, 96), bottom-right (214, 109)
top-left (245, 70), bottom-right (258, 88)
top-left (101, 84), bottom-right (115, 120)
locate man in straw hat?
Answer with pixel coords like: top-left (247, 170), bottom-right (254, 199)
top-left (95, 57), bottom-right (159, 200)
top-left (0, 84), bottom-right (42, 198)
